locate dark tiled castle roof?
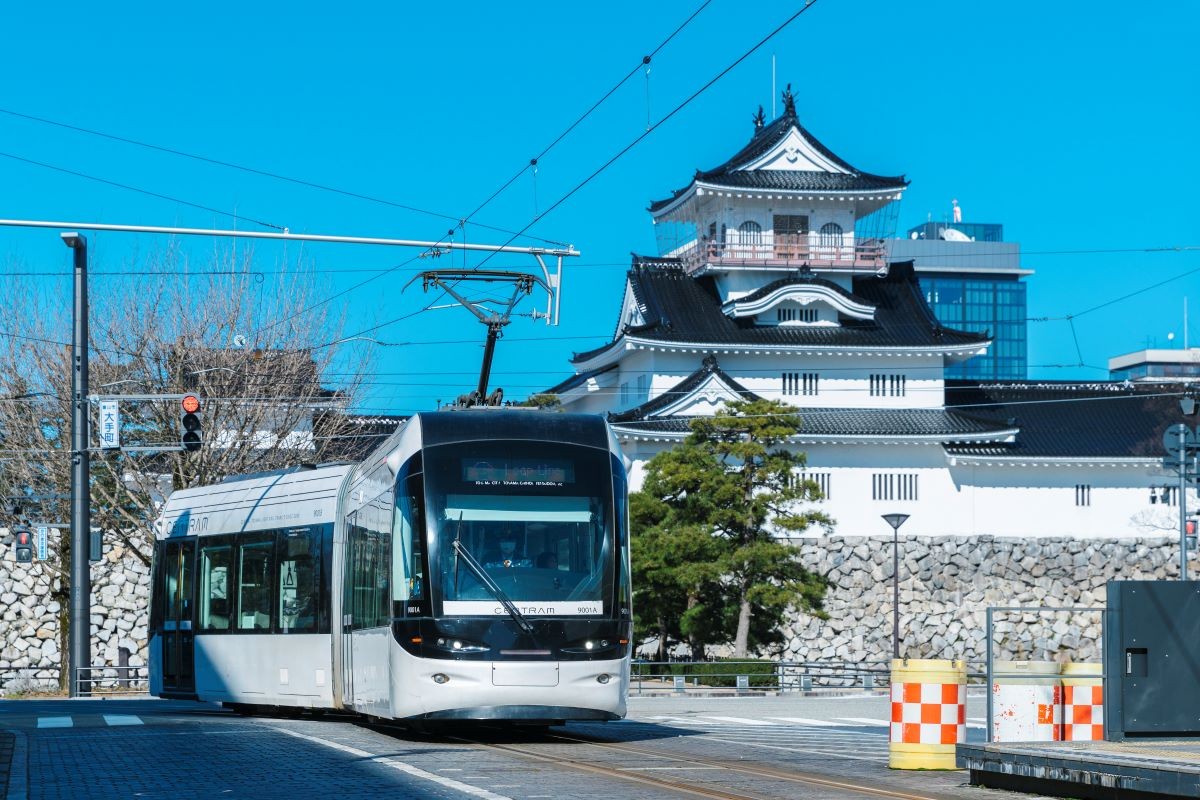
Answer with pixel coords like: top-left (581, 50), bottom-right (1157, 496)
top-left (649, 92), bottom-right (907, 213)
top-left (944, 381), bottom-right (1192, 458)
top-left (570, 259), bottom-right (988, 364)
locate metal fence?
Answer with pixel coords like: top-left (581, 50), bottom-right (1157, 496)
top-left (0, 665), bottom-right (149, 696)
top-left (629, 659), bottom-right (1000, 695)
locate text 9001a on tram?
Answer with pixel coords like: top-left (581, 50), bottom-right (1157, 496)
top-left (149, 410), bottom-right (632, 723)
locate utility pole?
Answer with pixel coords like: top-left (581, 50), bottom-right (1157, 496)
top-left (64, 232), bottom-right (91, 697)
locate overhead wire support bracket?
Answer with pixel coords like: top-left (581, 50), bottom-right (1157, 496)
top-left (0, 217), bottom-right (574, 326)
top-left (405, 269), bottom-right (547, 406)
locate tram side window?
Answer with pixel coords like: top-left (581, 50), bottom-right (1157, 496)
top-left (199, 540), bottom-right (232, 630)
top-left (237, 538), bottom-right (274, 631)
top-left (278, 528), bottom-right (318, 633)
top-left (392, 471), bottom-right (426, 608)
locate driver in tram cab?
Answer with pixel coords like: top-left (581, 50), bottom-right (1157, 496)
top-left (484, 530), bottom-right (531, 568)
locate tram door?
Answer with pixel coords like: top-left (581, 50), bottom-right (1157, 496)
top-left (341, 512), bottom-right (356, 706)
top-left (160, 540), bottom-right (196, 694)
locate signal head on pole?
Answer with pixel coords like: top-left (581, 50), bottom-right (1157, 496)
top-left (181, 394), bottom-right (202, 452)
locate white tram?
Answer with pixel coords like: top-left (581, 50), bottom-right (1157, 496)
top-left (149, 410), bottom-right (632, 723)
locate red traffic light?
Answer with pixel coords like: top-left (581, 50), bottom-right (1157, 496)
top-left (15, 530), bottom-right (29, 546)
top-left (181, 394), bottom-right (201, 413)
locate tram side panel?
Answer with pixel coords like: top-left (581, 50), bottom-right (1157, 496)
top-left (151, 465), bottom-right (353, 707)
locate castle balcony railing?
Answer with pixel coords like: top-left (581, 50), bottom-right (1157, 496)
top-left (673, 232), bottom-right (887, 274)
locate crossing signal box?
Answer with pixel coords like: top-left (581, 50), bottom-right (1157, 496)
top-left (181, 394), bottom-right (202, 452)
top-left (13, 529), bottom-right (32, 563)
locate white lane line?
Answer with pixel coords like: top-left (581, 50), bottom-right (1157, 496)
top-left (835, 717), bottom-right (890, 727)
top-left (102, 715), bottom-right (143, 727)
top-left (698, 735), bottom-right (883, 763)
top-left (275, 728), bottom-right (512, 800)
top-left (36, 717), bottom-right (72, 729)
top-left (968, 717), bottom-right (986, 723)
top-left (766, 717), bottom-right (849, 727)
top-left (697, 715), bottom-right (777, 727)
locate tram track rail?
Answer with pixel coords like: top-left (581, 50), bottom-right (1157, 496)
top-left (428, 725), bottom-right (957, 800)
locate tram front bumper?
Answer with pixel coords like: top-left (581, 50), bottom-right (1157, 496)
top-left (400, 656), bottom-right (629, 721)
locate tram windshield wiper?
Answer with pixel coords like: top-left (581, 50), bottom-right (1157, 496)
top-left (451, 539), bottom-right (536, 637)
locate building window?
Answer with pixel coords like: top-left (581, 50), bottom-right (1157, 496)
top-left (620, 381), bottom-right (630, 407)
top-left (791, 470), bottom-right (831, 499)
top-left (737, 220), bottom-right (763, 245)
top-left (778, 306), bottom-right (818, 323)
top-left (872, 473), bottom-right (918, 501)
top-left (783, 372), bottom-right (819, 396)
top-left (870, 374), bottom-right (907, 397)
top-left (1075, 484), bottom-right (1091, 507)
top-left (818, 222), bottom-right (844, 248)
top-left (636, 373), bottom-right (650, 402)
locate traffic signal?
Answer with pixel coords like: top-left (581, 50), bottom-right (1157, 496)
top-left (13, 529), bottom-right (32, 563)
top-left (181, 394), bottom-right (202, 452)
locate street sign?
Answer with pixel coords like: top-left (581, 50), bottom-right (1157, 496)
top-left (98, 400), bottom-right (120, 450)
top-left (36, 525), bottom-right (47, 561)
top-left (1163, 424), bottom-right (1198, 455)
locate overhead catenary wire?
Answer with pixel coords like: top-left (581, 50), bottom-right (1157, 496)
top-left (0, 150), bottom-right (284, 231)
top-left (460, 0), bottom-right (712, 225)
top-left (0, 107), bottom-right (566, 248)
top-left (469, 0), bottom-right (827, 274)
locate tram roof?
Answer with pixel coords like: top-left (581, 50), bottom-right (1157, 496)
top-left (156, 462), bottom-right (353, 539)
top-left (415, 409), bottom-right (612, 450)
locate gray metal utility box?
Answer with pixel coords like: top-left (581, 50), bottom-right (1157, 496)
top-left (1105, 580), bottom-right (1200, 740)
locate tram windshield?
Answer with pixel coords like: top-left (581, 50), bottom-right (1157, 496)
top-left (425, 441), bottom-right (614, 617)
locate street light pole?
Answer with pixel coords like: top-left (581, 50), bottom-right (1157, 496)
top-left (63, 232), bottom-right (91, 698)
top-left (882, 514), bottom-right (910, 660)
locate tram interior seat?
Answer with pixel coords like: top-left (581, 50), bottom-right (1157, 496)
top-left (207, 598), bottom-right (230, 630)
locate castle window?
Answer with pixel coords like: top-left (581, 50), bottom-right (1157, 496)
top-left (737, 220), bottom-right (763, 245)
top-left (1075, 484), bottom-right (1091, 507)
top-left (776, 306), bottom-right (818, 323)
top-left (873, 473), bottom-right (918, 501)
top-left (789, 470), bottom-right (831, 499)
top-left (819, 222), bottom-right (844, 248)
top-left (783, 372), bottom-right (819, 396)
top-left (869, 374), bottom-right (907, 397)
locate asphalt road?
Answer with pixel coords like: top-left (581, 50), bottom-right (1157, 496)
top-left (0, 693), bottom-right (1050, 800)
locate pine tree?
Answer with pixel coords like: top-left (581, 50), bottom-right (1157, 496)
top-left (632, 398), bottom-right (832, 657)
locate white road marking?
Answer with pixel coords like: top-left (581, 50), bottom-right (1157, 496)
top-left (698, 735), bottom-right (883, 763)
top-left (835, 717), bottom-right (890, 727)
top-left (36, 717), bottom-right (72, 728)
top-left (766, 716), bottom-right (850, 727)
top-left (103, 715), bottom-right (143, 726)
top-left (275, 728), bottom-right (513, 800)
top-left (697, 715), bottom-right (777, 726)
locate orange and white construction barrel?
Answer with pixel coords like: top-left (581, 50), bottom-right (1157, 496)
top-left (888, 658), bottom-right (966, 770)
top-left (1060, 662), bottom-right (1103, 741)
top-left (991, 660), bottom-right (1060, 742)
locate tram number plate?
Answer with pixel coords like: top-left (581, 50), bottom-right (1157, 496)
top-left (492, 662), bottom-right (560, 687)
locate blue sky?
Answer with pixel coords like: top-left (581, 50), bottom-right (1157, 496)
top-left (1, 1), bottom-right (1197, 413)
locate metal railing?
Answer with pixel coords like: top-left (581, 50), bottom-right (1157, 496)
top-left (673, 235), bottom-right (888, 273)
top-left (983, 605), bottom-right (1106, 743)
top-left (630, 659), bottom-right (899, 695)
top-left (0, 665), bottom-right (149, 696)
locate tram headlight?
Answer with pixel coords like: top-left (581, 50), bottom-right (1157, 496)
top-left (596, 674), bottom-right (611, 684)
top-left (432, 673), bottom-right (450, 684)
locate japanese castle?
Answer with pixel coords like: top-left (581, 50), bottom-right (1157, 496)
top-left (547, 87), bottom-right (1194, 538)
